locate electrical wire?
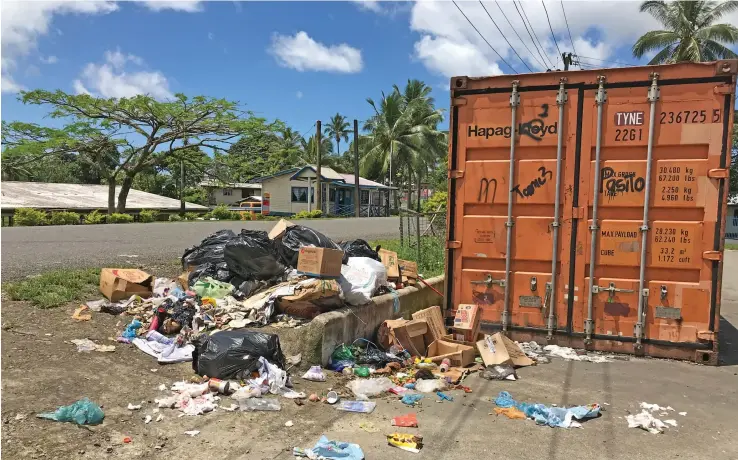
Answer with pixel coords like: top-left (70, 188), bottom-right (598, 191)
top-left (541, 1), bottom-right (562, 60)
top-left (513, 0), bottom-right (554, 69)
top-left (577, 55), bottom-right (637, 67)
top-left (452, 0), bottom-right (518, 73)
top-left (495, 0), bottom-right (546, 69)
top-left (478, 1), bottom-right (533, 72)
top-left (560, 1), bottom-right (578, 58)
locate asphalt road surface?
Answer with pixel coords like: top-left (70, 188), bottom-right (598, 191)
top-left (0, 217), bottom-right (400, 279)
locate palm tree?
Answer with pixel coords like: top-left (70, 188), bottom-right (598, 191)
top-left (633, 1), bottom-right (738, 64)
top-left (324, 113), bottom-right (351, 156)
top-left (298, 134), bottom-right (334, 166)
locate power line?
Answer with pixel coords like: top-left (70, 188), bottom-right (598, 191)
top-left (478, 1), bottom-right (533, 72)
top-left (541, 1), bottom-right (563, 59)
top-left (518, 1), bottom-right (555, 68)
top-left (513, 0), bottom-right (554, 69)
top-left (452, 0), bottom-right (519, 73)
top-left (494, 1), bottom-right (545, 69)
top-left (560, 1), bottom-right (578, 58)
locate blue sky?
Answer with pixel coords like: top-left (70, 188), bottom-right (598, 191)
top-left (2, 0), bottom-right (737, 146)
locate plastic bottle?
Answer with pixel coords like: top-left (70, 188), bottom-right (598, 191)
top-left (238, 398), bottom-right (281, 412)
top-left (440, 358), bottom-right (451, 372)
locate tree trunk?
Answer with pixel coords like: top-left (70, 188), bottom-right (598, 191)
top-left (406, 166), bottom-right (413, 211)
top-left (116, 174), bottom-right (134, 213)
top-left (416, 169), bottom-right (422, 212)
top-left (107, 175), bottom-right (116, 215)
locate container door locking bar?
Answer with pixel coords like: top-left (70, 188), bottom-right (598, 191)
top-left (592, 282), bottom-right (635, 303)
top-left (471, 274), bottom-right (506, 288)
top-left (502, 81), bottom-right (520, 333)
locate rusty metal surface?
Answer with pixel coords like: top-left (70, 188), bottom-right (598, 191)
top-left (446, 61), bottom-right (737, 363)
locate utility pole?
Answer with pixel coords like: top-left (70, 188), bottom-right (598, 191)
top-left (353, 119), bottom-right (360, 218)
top-left (180, 136), bottom-right (187, 216)
top-left (315, 121), bottom-right (322, 213)
top-left (562, 52), bottom-right (573, 71)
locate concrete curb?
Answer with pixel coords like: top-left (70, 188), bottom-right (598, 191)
top-left (299, 275), bottom-right (446, 365)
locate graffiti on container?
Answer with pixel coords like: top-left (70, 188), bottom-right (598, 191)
top-left (467, 104), bottom-right (557, 142)
top-left (599, 167), bottom-right (645, 200)
top-left (512, 166), bottom-right (553, 199)
top-left (472, 290), bottom-right (496, 305)
top-left (604, 302), bottom-right (631, 317)
top-left (478, 177), bottom-right (498, 203)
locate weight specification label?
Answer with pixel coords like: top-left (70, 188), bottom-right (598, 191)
top-left (653, 160), bottom-right (704, 207)
top-left (650, 221), bottom-right (702, 269)
top-left (596, 221), bottom-right (641, 266)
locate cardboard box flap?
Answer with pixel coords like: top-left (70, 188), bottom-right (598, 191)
top-left (112, 269), bottom-right (153, 285)
top-left (426, 339), bottom-right (475, 367)
top-left (268, 218), bottom-right (295, 240)
top-left (476, 333), bottom-right (533, 368)
top-left (411, 306), bottom-right (445, 342)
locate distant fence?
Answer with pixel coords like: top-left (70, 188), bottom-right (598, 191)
top-left (329, 203), bottom-right (390, 217)
top-left (398, 209), bottom-right (446, 265)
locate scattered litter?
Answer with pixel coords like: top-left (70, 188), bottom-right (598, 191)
top-left (132, 331), bottom-right (194, 364)
top-left (335, 401), bottom-right (376, 413)
top-left (36, 398), bottom-right (104, 426)
top-left (415, 378), bottom-right (447, 393)
top-left (436, 391), bottom-right (453, 402)
top-left (481, 364), bottom-right (517, 381)
top-left (155, 414), bottom-right (164, 422)
top-left (543, 344), bottom-right (614, 363)
top-left (347, 377), bottom-right (393, 398)
top-left (302, 365), bottom-right (326, 382)
top-left (72, 306), bottom-right (91, 321)
top-left (144, 415), bottom-right (152, 424)
top-left (401, 394), bottom-right (423, 406)
top-left (626, 410), bottom-right (667, 434)
top-left (123, 436), bottom-right (132, 444)
top-left (387, 433), bottom-right (423, 453)
top-left (392, 413), bottom-right (418, 427)
top-left (359, 421), bottom-right (379, 433)
top-left (309, 393), bottom-right (320, 402)
top-left (282, 391), bottom-right (307, 399)
top-left (285, 420), bottom-right (294, 427)
top-left (495, 391), bottom-right (600, 428)
top-left (238, 398), bottom-right (281, 412)
top-left (184, 430), bottom-right (200, 437)
top-left (664, 419), bottom-right (678, 427)
top-left (493, 407), bottom-right (527, 420)
top-left (14, 413), bottom-right (27, 421)
top-left (221, 404), bottom-right (238, 412)
top-left (127, 403), bottom-right (142, 411)
top-left (72, 339), bottom-right (115, 353)
top-left (679, 412), bottom-right (687, 416)
top-left (326, 391), bottom-right (339, 405)
top-left (286, 353), bottom-right (302, 366)
top-left (158, 384), bottom-right (167, 391)
top-left (294, 436), bottom-right (364, 460)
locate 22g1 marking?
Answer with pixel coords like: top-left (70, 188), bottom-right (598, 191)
top-left (614, 128), bottom-right (642, 141)
top-left (660, 109), bottom-right (721, 124)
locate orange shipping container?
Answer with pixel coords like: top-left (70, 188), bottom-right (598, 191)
top-left (445, 61), bottom-right (736, 364)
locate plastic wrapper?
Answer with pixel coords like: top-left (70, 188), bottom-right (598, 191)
top-left (339, 257), bottom-right (388, 305)
top-left (192, 330), bottom-right (286, 380)
top-left (415, 379), bottom-right (448, 393)
top-left (481, 364), bottom-right (517, 381)
top-left (340, 239), bottom-right (380, 264)
top-left (224, 230), bottom-right (287, 281)
top-left (193, 277), bottom-right (234, 299)
top-left (346, 377), bottom-right (394, 398)
top-left (182, 229), bottom-right (236, 269)
top-left (278, 225), bottom-right (341, 268)
top-left (37, 398), bottom-right (104, 425)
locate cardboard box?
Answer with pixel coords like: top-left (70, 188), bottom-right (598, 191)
top-left (178, 271), bottom-right (190, 290)
top-left (378, 319), bottom-right (433, 356)
top-left (426, 339), bottom-right (476, 367)
top-left (296, 247), bottom-right (343, 278)
top-left (452, 304), bottom-right (480, 342)
top-left (100, 268), bottom-right (154, 302)
top-left (378, 248), bottom-right (400, 279)
top-left (476, 333), bottom-right (534, 367)
top-left (268, 218), bottom-right (295, 240)
top-left (398, 259), bottom-right (418, 280)
top-left (411, 306), bottom-right (446, 342)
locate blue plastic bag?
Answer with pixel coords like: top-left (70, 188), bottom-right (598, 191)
top-left (37, 398), bottom-right (104, 425)
top-left (401, 394), bottom-right (424, 406)
top-left (494, 391), bottom-right (600, 428)
top-left (121, 319), bottom-right (142, 339)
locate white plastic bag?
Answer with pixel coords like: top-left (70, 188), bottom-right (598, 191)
top-left (302, 365), bottom-right (326, 382)
top-left (346, 377), bottom-right (394, 398)
top-left (339, 257), bottom-right (388, 305)
top-left (415, 378), bottom-right (448, 393)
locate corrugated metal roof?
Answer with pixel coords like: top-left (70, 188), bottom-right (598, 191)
top-left (199, 179), bottom-right (262, 189)
top-left (1, 181), bottom-right (208, 211)
top-left (338, 174), bottom-right (393, 189)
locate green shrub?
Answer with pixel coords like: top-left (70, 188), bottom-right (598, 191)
top-left (421, 191), bottom-right (448, 213)
top-left (84, 210), bottom-right (106, 224)
top-left (211, 204), bottom-right (233, 220)
top-left (139, 209), bottom-right (159, 223)
top-left (168, 214), bottom-right (183, 222)
top-left (49, 211), bottom-right (80, 226)
top-left (108, 213), bottom-right (133, 224)
top-left (13, 208), bottom-right (49, 226)
top-left (293, 210), bottom-right (323, 219)
top-left (184, 212), bottom-right (201, 221)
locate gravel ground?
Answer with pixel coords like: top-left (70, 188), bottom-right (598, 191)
top-left (0, 217), bottom-right (400, 280)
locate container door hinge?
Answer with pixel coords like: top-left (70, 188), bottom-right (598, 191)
top-left (571, 207), bottom-right (585, 219)
top-left (446, 241), bottom-right (462, 249)
top-left (697, 330), bottom-right (715, 341)
top-left (452, 97), bottom-right (468, 107)
top-left (449, 170), bottom-right (465, 179)
top-left (703, 251), bottom-right (722, 261)
top-left (714, 84), bottom-right (735, 95)
top-left (708, 168), bottom-right (729, 179)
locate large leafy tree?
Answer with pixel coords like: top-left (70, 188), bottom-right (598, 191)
top-left (5, 90), bottom-right (258, 212)
top-left (633, 1), bottom-right (738, 63)
top-left (218, 119), bottom-right (289, 181)
top-left (298, 134), bottom-right (334, 166)
top-left (324, 113), bottom-right (351, 156)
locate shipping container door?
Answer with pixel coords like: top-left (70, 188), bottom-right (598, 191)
top-left (449, 82), bottom-right (576, 331)
top-left (574, 76), bottom-right (730, 346)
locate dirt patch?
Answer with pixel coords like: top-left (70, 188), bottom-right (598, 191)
top-left (1, 300), bottom-right (357, 459)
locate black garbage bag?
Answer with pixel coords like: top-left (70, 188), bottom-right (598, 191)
top-left (353, 346), bottom-right (404, 367)
top-left (182, 229), bottom-right (237, 269)
top-left (224, 230), bottom-right (286, 281)
top-left (340, 239), bottom-right (380, 264)
top-left (278, 225), bottom-right (341, 268)
top-left (188, 262), bottom-right (232, 286)
top-left (192, 330), bottom-right (286, 380)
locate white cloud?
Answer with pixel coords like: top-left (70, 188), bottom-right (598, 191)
top-left (40, 55), bottom-right (59, 65)
top-left (296, 91), bottom-right (303, 99)
top-left (352, 0), bottom-right (383, 13)
top-left (269, 31), bottom-right (363, 73)
top-left (140, 1), bottom-right (203, 12)
top-left (73, 50), bottom-right (173, 100)
top-left (408, 0), bottom-right (738, 76)
top-left (1, 1), bottom-right (118, 93)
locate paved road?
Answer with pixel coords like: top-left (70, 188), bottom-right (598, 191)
top-left (0, 217), bottom-right (400, 279)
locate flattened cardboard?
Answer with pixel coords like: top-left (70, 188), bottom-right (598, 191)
top-left (296, 247), bottom-right (343, 278)
top-left (411, 306), bottom-right (445, 342)
top-left (398, 259), bottom-right (418, 279)
top-left (100, 268), bottom-right (153, 302)
top-left (268, 218), bottom-right (295, 240)
top-left (476, 333), bottom-right (534, 368)
top-left (426, 339), bottom-right (475, 367)
top-left (378, 319), bottom-right (432, 356)
top-left (178, 271), bottom-right (190, 290)
top-left (378, 248), bottom-right (400, 279)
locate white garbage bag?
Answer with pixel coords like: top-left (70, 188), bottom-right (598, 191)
top-left (339, 257), bottom-right (388, 305)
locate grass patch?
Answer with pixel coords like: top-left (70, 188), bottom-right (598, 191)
top-left (727, 243), bottom-right (738, 251)
top-left (4, 268), bottom-right (100, 308)
top-left (370, 238), bottom-right (445, 278)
